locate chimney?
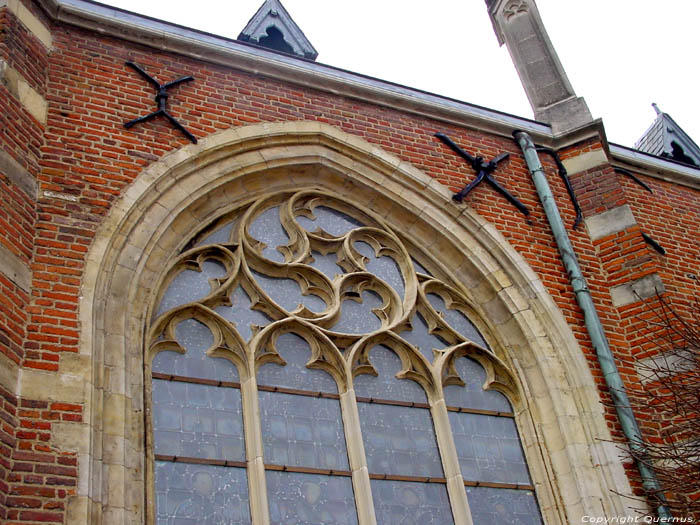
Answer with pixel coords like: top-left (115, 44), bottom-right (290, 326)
top-left (485, 0), bottom-right (593, 135)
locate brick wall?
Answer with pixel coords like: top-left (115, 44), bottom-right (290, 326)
top-left (0, 0), bottom-right (698, 521)
top-left (0, 384), bottom-right (18, 521)
top-left (617, 169), bottom-right (700, 510)
top-left (4, 399), bottom-right (80, 524)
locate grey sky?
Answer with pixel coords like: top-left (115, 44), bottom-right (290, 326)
top-left (99, 0), bottom-right (700, 148)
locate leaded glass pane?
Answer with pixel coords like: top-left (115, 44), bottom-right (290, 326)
top-left (257, 333), bottom-right (338, 393)
top-left (412, 258), bottom-right (431, 276)
top-left (443, 357), bottom-right (511, 412)
top-left (295, 206), bottom-right (364, 237)
top-left (309, 250), bottom-right (344, 280)
top-left (399, 312), bottom-right (449, 362)
top-left (358, 402), bottom-right (443, 477)
top-left (157, 260), bottom-right (226, 316)
top-left (154, 461), bottom-right (250, 524)
top-left (449, 412), bottom-right (530, 484)
top-left (370, 479), bottom-right (453, 525)
top-left (196, 220), bottom-right (236, 247)
top-left (466, 486), bottom-right (542, 525)
top-left (267, 471), bottom-right (358, 525)
top-left (152, 319), bottom-right (240, 382)
top-left (259, 391), bottom-right (349, 470)
top-left (353, 346), bottom-right (427, 403)
top-left (427, 293), bottom-right (487, 347)
top-left (252, 270), bottom-right (326, 313)
top-left (354, 241), bottom-right (404, 298)
top-left (152, 380), bottom-right (245, 461)
top-left (248, 206), bottom-right (288, 263)
top-left (331, 290), bottom-right (382, 334)
top-left (214, 287), bottom-right (272, 341)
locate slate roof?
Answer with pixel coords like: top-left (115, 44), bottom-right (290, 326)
top-left (635, 104), bottom-right (700, 167)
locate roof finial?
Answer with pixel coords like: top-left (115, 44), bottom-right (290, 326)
top-left (652, 102), bottom-right (662, 116)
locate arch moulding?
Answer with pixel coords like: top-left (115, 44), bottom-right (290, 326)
top-left (71, 121), bottom-right (635, 523)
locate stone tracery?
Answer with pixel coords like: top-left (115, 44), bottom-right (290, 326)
top-left (148, 189), bottom-right (499, 396)
top-left (146, 188), bottom-right (542, 523)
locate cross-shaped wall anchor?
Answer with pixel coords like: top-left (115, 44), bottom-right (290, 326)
top-left (435, 132), bottom-right (529, 216)
top-left (123, 61), bottom-right (197, 144)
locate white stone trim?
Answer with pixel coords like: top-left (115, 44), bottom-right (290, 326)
top-left (0, 242), bottom-right (31, 291)
top-left (0, 148), bottom-right (37, 198)
top-left (561, 148), bottom-right (608, 175)
top-left (0, 351), bottom-right (19, 393)
top-left (0, 59), bottom-right (48, 124)
top-left (3, 0), bottom-right (52, 48)
top-left (610, 273), bottom-right (665, 308)
top-left (584, 204), bottom-right (637, 242)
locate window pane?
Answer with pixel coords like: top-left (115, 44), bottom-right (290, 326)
top-left (251, 270), bottom-right (326, 313)
top-left (152, 319), bottom-right (240, 383)
top-left (370, 479), bottom-right (453, 525)
top-left (309, 250), bottom-right (344, 280)
top-left (332, 290), bottom-right (382, 334)
top-left (196, 219), bottom-right (236, 247)
top-left (248, 206), bottom-right (288, 263)
top-left (426, 293), bottom-right (487, 348)
top-left (267, 471), bottom-right (357, 525)
top-left (154, 461), bottom-right (250, 524)
top-left (257, 333), bottom-right (338, 393)
top-left (214, 287), bottom-right (272, 341)
top-left (353, 346), bottom-right (427, 404)
top-left (443, 357), bottom-right (510, 412)
top-left (466, 486), bottom-right (542, 525)
top-left (412, 258), bottom-right (431, 276)
top-left (152, 380), bottom-right (245, 461)
top-left (354, 241), bottom-right (404, 298)
top-left (157, 260), bottom-right (226, 316)
top-left (399, 312), bottom-right (449, 362)
top-left (358, 402), bottom-right (443, 477)
top-left (295, 205), bottom-right (364, 237)
top-left (449, 412), bottom-right (531, 485)
top-left (259, 391), bottom-right (349, 470)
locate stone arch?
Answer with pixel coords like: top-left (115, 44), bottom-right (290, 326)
top-left (78, 121), bottom-right (634, 523)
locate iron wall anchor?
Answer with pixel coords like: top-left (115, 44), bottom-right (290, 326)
top-left (124, 61), bottom-right (197, 144)
top-left (435, 132), bottom-right (529, 216)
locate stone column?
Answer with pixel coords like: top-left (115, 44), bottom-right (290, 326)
top-left (485, 0), bottom-right (593, 134)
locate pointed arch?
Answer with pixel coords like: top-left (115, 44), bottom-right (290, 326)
top-left (78, 121), bottom-right (634, 523)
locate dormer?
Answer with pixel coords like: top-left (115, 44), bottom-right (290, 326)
top-left (635, 104), bottom-right (700, 167)
top-left (237, 0), bottom-right (318, 60)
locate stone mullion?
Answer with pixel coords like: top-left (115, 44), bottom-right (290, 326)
top-left (339, 388), bottom-right (377, 525)
top-left (241, 370), bottom-right (270, 524)
top-left (430, 397), bottom-right (474, 525)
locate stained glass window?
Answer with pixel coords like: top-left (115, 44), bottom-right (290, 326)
top-left (371, 479), bottom-right (454, 525)
top-left (151, 320), bottom-right (249, 524)
top-left (447, 357), bottom-right (542, 522)
top-left (148, 190), bottom-right (543, 524)
top-left (155, 461), bottom-right (250, 524)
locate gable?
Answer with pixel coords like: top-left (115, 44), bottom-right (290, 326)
top-left (237, 0), bottom-right (318, 60)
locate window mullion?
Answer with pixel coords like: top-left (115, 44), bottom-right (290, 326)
top-left (340, 386), bottom-right (377, 525)
top-left (430, 396), bottom-right (474, 525)
top-left (241, 372), bottom-right (270, 525)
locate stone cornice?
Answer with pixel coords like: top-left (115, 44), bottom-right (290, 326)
top-left (610, 144), bottom-right (700, 190)
top-left (36, 0), bottom-right (553, 142)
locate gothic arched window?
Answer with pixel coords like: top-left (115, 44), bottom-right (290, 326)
top-left (147, 190), bottom-right (543, 524)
